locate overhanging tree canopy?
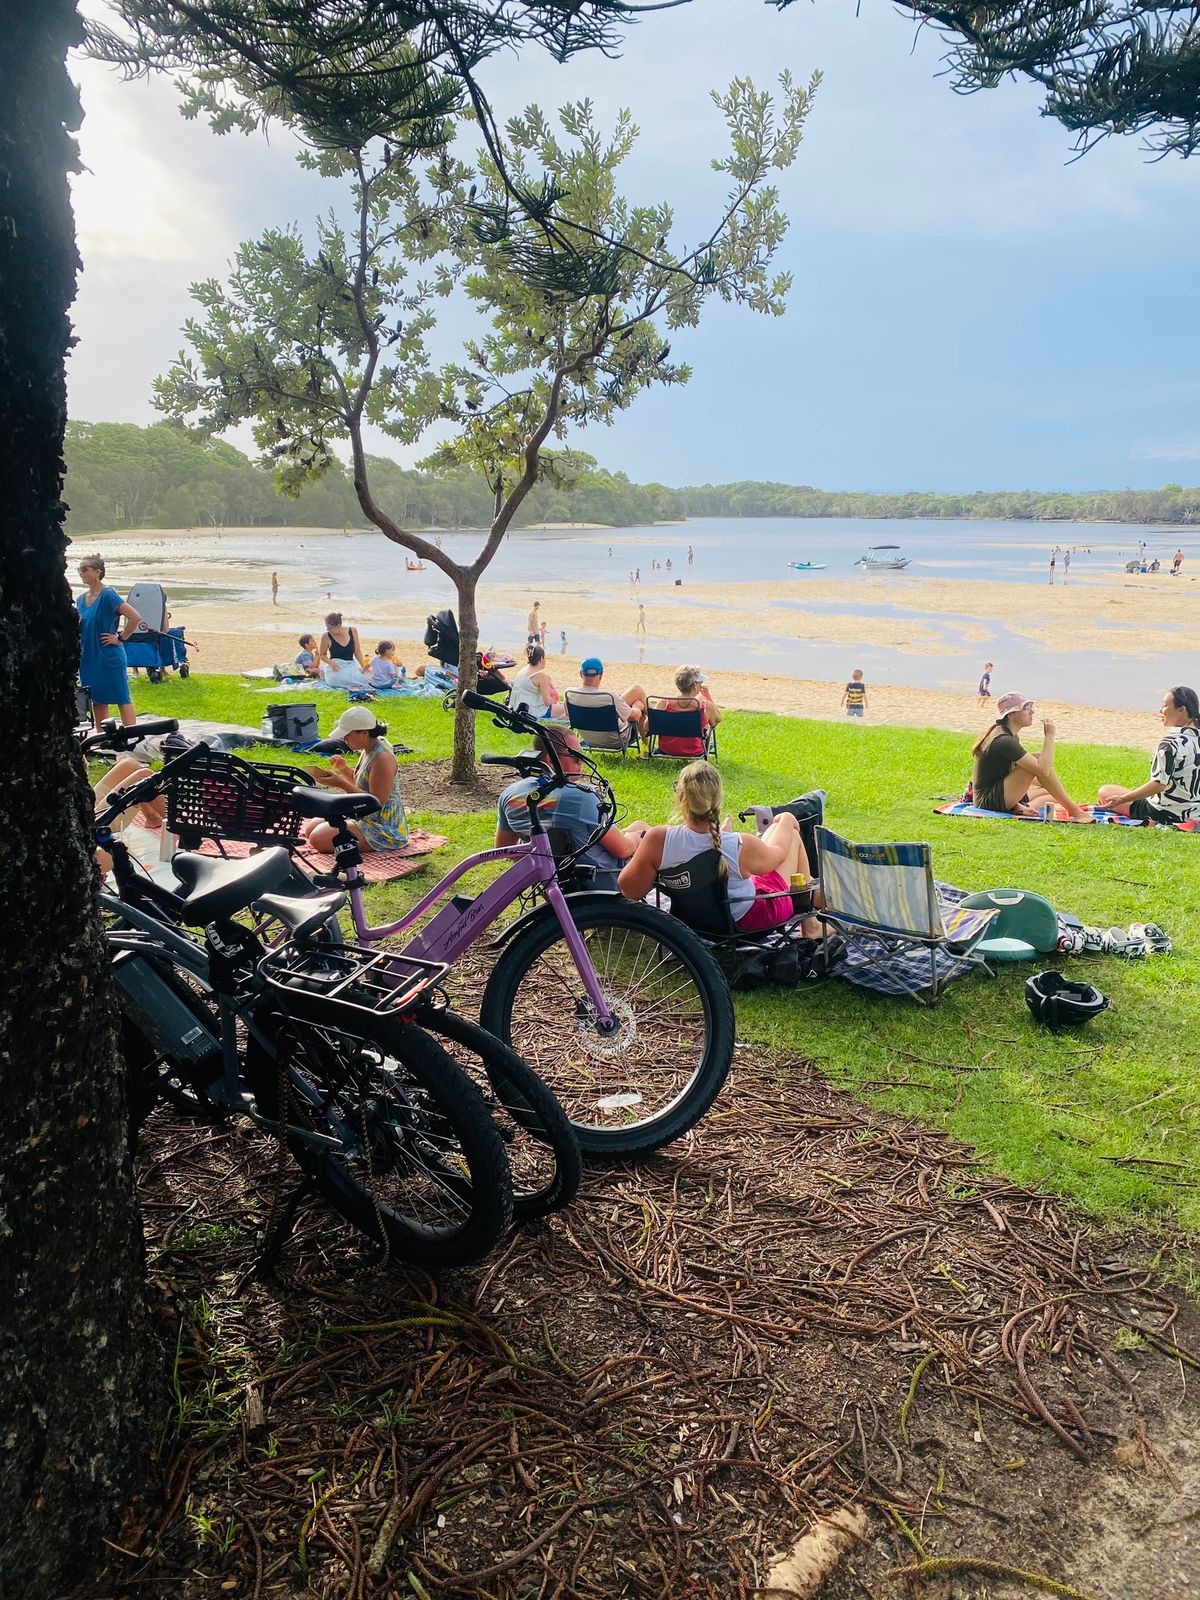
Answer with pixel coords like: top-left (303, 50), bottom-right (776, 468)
top-left (155, 76), bottom-right (815, 778)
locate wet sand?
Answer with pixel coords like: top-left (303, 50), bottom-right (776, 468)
top-left (102, 524), bottom-right (1195, 750)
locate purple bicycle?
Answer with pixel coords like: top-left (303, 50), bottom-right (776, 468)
top-left (291, 691), bottom-right (735, 1160)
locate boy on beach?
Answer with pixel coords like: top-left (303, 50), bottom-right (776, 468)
top-left (978, 661), bottom-right (993, 701)
top-left (841, 670), bottom-right (868, 718)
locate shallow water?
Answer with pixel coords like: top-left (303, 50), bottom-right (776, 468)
top-left (98, 517), bottom-right (1196, 712)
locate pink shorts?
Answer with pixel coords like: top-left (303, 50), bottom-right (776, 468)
top-left (735, 871), bottom-right (794, 933)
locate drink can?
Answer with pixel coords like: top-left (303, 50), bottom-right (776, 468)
top-left (1041, 803), bottom-right (1054, 822)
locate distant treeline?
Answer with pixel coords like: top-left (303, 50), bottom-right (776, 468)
top-left (62, 421), bottom-right (680, 534)
top-left (63, 420), bottom-right (1200, 533)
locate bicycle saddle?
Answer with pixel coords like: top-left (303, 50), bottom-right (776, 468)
top-left (290, 786), bottom-right (381, 820)
top-left (171, 846), bottom-right (296, 924)
top-left (255, 890), bottom-right (346, 941)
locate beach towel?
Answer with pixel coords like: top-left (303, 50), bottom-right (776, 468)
top-left (934, 800), bottom-right (1197, 832)
top-left (196, 827), bottom-right (447, 883)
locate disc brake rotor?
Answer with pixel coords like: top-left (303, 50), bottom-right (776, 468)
top-left (573, 996), bottom-right (637, 1060)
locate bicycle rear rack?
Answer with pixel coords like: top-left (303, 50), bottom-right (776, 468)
top-left (260, 942), bottom-right (448, 1017)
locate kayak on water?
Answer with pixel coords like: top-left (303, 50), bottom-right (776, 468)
top-left (787, 561), bottom-right (826, 571)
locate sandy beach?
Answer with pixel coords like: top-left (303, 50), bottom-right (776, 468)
top-left (100, 523), bottom-right (1196, 750)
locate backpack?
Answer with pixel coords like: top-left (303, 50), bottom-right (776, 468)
top-left (719, 930), bottom-right (844, 990)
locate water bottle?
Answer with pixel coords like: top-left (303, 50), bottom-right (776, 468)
top-left (260, 711), bottom-right (273, 739)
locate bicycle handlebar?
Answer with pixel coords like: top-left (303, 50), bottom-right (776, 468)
top-left (93, 737), bottom-right (207, 832)
top-left (80, 717), bottom-right (179, 755)
top-left (459, 689), bottom-right (566, 783)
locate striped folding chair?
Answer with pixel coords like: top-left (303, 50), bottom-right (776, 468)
top-left (815, 828), bottom-right (998, 1003)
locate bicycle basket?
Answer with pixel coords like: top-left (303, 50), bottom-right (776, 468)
top-left (165, 744), bottom-right (305, 850)
top-left (259, 942), bottom-right (449, 1018)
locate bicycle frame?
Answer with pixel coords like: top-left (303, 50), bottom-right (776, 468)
top-left (103, 889), bottom-right (345, 1154)
top-left (337, 828), bottom-right (617, 1027)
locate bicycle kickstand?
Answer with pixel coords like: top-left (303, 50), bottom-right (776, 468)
top-left (241, 1176), bottom-right (321, 1287)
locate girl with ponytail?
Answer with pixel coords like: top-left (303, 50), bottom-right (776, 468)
top-left (1098, 686), bottom-right (1200, 823)
top-left (618, 761), bottom-right (822, 936)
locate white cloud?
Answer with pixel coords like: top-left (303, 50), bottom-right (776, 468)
top-left (1131, 441), bottom-right (1200, 462)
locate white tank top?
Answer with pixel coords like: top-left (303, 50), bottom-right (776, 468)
top-left (508, 670), bottom-right (549, 717)
top-left (659, 824), bottom-right (753, 920)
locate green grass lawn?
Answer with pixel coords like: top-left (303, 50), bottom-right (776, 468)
top-left (128, 674), bottom-right (1200, 1245)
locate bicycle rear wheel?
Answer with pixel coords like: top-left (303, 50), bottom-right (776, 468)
top-left (246, 1006), bottom-right (513, 1268)
top-left (419, 1006), bottom-right (582, 1220)
top-left (480, 899), bottom-right (734, 1161)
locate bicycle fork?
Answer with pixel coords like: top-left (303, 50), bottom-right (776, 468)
top-left (541, 881), bottom-right (620, 1034)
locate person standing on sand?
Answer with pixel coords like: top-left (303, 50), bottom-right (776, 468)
top-left (1173, 549), bottom-right (1184, 575)
top-left (1048, 546), bottom-right (1058, 584)
top-left (527, 600), bottom-right (541, 645)
top-left (978, 661), bottom-right (993, 702)
top-left (1063, 549), bottom-right (1071, 582)
top-left (636, 602), bottom-right (646, 639)
top-left (271, 570), bottom-right (279, 605)
top-left (840, 669), bottom-right (868, 719)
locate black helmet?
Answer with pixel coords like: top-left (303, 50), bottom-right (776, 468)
top-left (1025, 970), bottom-right (1109, 1031)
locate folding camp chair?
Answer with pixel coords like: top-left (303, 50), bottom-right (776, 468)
top-left (644, 697), bottom-right (718, 762)
top-left (815, 827), bottom-right (998, 1004)
top-left (565, 690), bottom-right (640, 757)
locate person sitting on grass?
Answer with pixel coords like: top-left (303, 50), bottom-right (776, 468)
top-left (572, 657), bottom-right (649, 742)
top-left (655, 665), bottom-right (722, 757)
top-left (1097, 686), bottom-right (1200, 824)
top-left (495, 725), bottom-right (649, 890)
top-left (301, 705), bottom-right (409, 852)
top-left (618, 760), bottom-right (822, 937)
top-left (368, 639), bottom-right (403, 689)
top-left (971, 692), bottom-right (1090, 821)
top-left (294, 634), bottom-right (320, 677)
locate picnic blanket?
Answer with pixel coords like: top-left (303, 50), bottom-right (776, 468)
top-left (934, 800), bottom-right (1197, 832)
top-left (196, 828), bottom-right (447, 883)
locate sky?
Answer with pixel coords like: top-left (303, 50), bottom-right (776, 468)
top-left (67, 1), bottom-right (1200, 495)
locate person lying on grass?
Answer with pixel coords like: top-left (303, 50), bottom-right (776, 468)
top-left (301, 705), bottom-right (409, 852)
top-left (494, 725), bottom-right (649, 891)
top-left (618, 760), bottom-right (822, 937)
top-left (971, 692), bottom-right (1091, 821)
top-left (1097, 686), bottom-right (1200, 824)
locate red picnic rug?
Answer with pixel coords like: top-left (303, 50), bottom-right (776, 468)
top-left (195, 828), bottom-right (447, 883)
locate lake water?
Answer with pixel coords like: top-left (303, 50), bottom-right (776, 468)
top-left (104, 517), bottom-right (1197, 712)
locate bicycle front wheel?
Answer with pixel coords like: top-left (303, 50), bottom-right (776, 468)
top-left (480, 899), bottom-right (734, 1161)
top-left (246, 1008), bottom-right (513, 1268)
top-left (419, 1006), bottom-right (582, 1221)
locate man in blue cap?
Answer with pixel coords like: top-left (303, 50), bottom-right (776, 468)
top-left (572, 657), bottom-right (649, 744)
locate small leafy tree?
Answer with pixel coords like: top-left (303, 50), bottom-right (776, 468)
top-left (156, 76), bottom-right (817, 778)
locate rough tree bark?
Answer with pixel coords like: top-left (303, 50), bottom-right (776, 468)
top-left (0, 7), bottom-right (157, 1596)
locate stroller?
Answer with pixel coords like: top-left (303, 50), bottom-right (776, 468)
top-left (124, 581), bottom-right (193, 683)
top-left (426, 609), bottom-right (513, 710)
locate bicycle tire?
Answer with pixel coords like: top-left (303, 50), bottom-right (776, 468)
top-left (480, 898), bottom-right (734, 1161)
top-left (419, 1006), bottom-right (582, 1220)
top-left (246, 1006), bottom-right (513, 1268)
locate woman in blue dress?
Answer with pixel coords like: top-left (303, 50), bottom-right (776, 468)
top-left (76, 554), bottom-right (141, 727)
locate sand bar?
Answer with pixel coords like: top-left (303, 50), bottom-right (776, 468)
top-left (96, 524), bottom-right (1195, 751)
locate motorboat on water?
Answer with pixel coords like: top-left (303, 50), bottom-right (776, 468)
top-left (856, 544), bottom-right (910, 571)
top-left (787, 560), bottom-right (826, 571)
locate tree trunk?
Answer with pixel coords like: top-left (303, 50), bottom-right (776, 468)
top-left (451, 576), bottom-right (482, 783)
top-left (0, 8), bottom-right (157, 1597)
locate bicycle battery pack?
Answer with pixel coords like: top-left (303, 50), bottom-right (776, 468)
top-left (112, 955), bottom-right (220, 1069)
